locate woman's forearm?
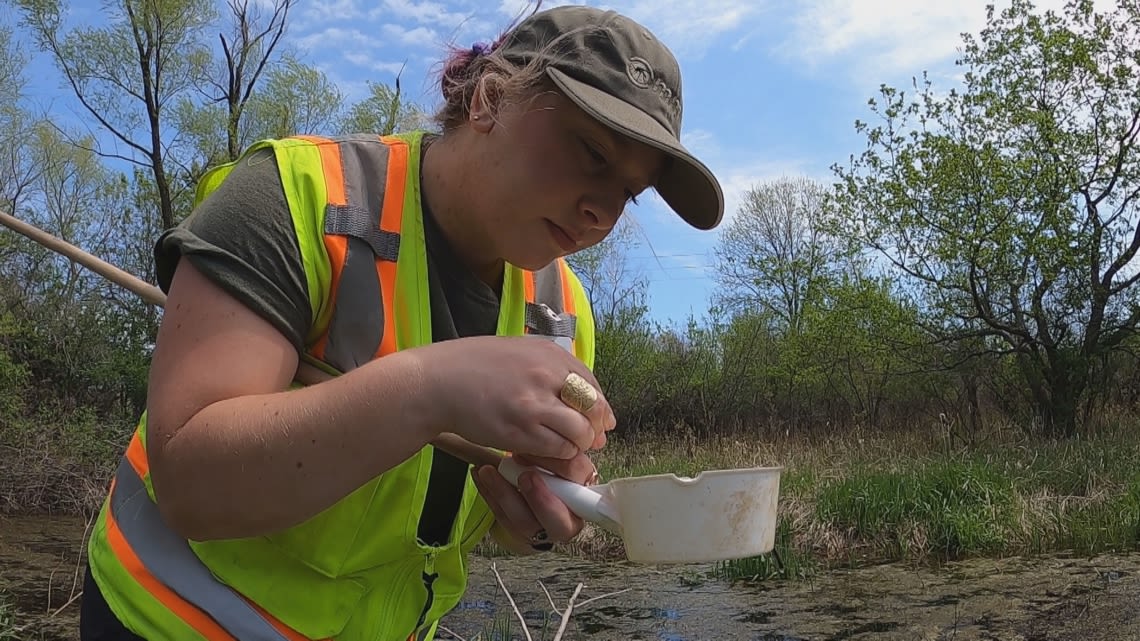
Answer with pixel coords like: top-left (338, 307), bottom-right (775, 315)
top-left (149, 349), bottom-right (444, 541)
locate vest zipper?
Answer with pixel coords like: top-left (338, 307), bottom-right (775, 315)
top-left (414, 552), bottom-right (439, 632)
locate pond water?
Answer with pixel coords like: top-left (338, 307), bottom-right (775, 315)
top-left (3, 515), bottom-right (1139, 640)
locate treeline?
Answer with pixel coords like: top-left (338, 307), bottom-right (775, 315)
top-left (3, 0), bottom-right (1140, 485)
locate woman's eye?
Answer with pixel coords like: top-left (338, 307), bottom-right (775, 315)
top-left (582, 140), bottom-right (606, 166)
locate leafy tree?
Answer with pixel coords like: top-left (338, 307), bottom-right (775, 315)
top-left (240, 55), bottom-right (345, 142)
top-left (338, 74), bottom-right (432, 136)
top-left (830, 0), bottom-right (1140, 438)
top-left (797, 275), bottom-right (927, 427)
top-left (0, 24), bottom-right (38, 222)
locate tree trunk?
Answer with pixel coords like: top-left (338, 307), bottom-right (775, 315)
top-left (1038, 353), bottom-right (1087, 440)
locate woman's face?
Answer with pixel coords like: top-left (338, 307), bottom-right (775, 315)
top-left (468, 85), bottom-right (668, 272)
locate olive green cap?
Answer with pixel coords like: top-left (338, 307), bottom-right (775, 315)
top-left (496, 5), bottom-right (724, 230)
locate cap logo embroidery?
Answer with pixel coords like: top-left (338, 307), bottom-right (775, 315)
top-left (626, 56), bottom-right (653, 88)
top-left (625, 56), bottom-right (681, 122)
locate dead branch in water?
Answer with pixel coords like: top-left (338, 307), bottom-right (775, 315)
top-left (482, 561), bottom-right (630, 641)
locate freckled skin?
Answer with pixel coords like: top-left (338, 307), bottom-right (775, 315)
top-left (426, 89), bottom-right (667, 283)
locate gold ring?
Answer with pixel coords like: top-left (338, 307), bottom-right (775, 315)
top-left (560, 372), bottom-right (598, 413)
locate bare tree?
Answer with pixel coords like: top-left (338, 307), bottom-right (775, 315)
top-left (712, 176), bottom-right (840, 333)
top-left (566, 216), bottom-right (648, 330)
top-left (212, 0), bottom-right (296, 161)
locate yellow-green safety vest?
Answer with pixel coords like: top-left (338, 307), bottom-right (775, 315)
top-left (85, 131), bottom-right (596, 641)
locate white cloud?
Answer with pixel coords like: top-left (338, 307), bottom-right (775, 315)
top-left (780, 1), bottom-right (982, 80)
top-left (295, 27), bottom-right (376, 52)
top-left (380, 24), bottom-right (443, 47)
top-left (494, 0), bottom-right (762, 57)
top-left (376, 0), bottom-right (471, 26)
top-left (622, 1), bottom-right (764, 57)
top-left (498, 0), bottom-right (576, 20)
top-left (343, 53), bottom-right (410, 77)
top-left (777, 0), bottom-right (1121, 85)
top-left (299, 0), bottom-right (366, 22)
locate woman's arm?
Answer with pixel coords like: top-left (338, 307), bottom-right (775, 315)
top-left (146, 259), bottom-right (447, 541)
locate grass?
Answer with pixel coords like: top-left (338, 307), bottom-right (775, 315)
top-left (6, 400), bottom-right (1140, 587)
top-left (0, 403), bottom-right (124, 515)
top-left (577, 416), bottom-right (1140, 583)
top-left (0, 592), bottom-right (25, 641)
top-left (470, 611), bottom-right (554, 641)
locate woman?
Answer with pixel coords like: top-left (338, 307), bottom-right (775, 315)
top-left (79, 4), bottom-right (724, 641)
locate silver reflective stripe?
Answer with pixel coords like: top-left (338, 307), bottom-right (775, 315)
top-left (109, 459), bottom-right (292, 641)
top-left (526, 262), bottom-right (576, 339)
top-left (533, 262), bottom-right (565, 312)
top-left (324, 236), bottom-right (384, 372)
top-left (323, 138), bottom-right (398, 372)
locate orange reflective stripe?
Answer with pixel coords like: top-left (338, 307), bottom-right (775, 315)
top-left (522, 271), bottom-right (537, 334)
top-left (104, 485), bottom-right (238, 641)
top-left (523, 271), bottom-right (537, 302)
top-left (308, 234), bottom-right (348, 362)
top-left (377, 245), bottom-right (398, 357)
top-left (125, 433), bottom-right (148, 478)
top-left (301, 137), bottom-right (348, 364)
top-left (378, 136), bottom-right (407, 235)
top-left (376, 136), bottom-right (407, 357)
top-left (556, 259), bottom-right (577, 354)
top-left (557, 259), bottom-right (576, 315)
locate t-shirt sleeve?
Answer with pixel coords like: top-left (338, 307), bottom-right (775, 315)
top-left (154, 146), bottom-right (312, 352)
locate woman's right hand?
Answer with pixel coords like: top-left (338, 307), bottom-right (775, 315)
top-left (417, 335), bottom-right (616, 460)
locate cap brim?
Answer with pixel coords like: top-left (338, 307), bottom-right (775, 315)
top-left (546, 67), bottom-right (724, 230)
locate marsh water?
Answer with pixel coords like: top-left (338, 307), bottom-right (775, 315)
top-left (3, 514), bottom-right (1139, 641)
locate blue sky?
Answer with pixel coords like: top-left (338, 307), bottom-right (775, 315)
top-left (11, 0), bottom-right (1107, 325)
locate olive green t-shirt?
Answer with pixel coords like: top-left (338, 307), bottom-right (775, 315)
top-left (152, 134), bottom-right (496, 546)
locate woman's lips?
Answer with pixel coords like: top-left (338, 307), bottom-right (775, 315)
top-left (545, 219), bottom-right (579, 252)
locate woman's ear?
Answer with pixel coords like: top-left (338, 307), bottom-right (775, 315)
top-left (468, 76), bottom-right (495, 134)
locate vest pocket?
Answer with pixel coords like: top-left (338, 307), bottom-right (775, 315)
top-left (260, 454), bottom-right (430, 576)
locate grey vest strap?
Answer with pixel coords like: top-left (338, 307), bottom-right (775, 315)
top-left (109, 460), bottom-right (292, 640)
top-left (321, 137), bottom-right (400, 373)
top-left (317, 137), bottom-right (579, 369)
top-left (526, 262), bottom-right (577, 353)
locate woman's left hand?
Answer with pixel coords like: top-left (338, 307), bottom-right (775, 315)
top-left (472, 452), bottom-right (600, 554)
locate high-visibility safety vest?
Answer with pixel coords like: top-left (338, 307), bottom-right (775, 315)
top-left (85, 131), bottom-right (596, 641)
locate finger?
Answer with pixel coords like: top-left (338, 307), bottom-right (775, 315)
top-left (591, 428), bottom-right (608, 451)
top-left (558, 370), bottom-right (616, 440)
top-left (583, 395), bottom-right (617, 440)
top-left (518, 470), bottom-right (583, 542)
top-left (473, 466), bottom-right (543, 542)
top-left (512, 452), bottom-right (597, 485)
top-left (537, 404), bottom-right (596, 455)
